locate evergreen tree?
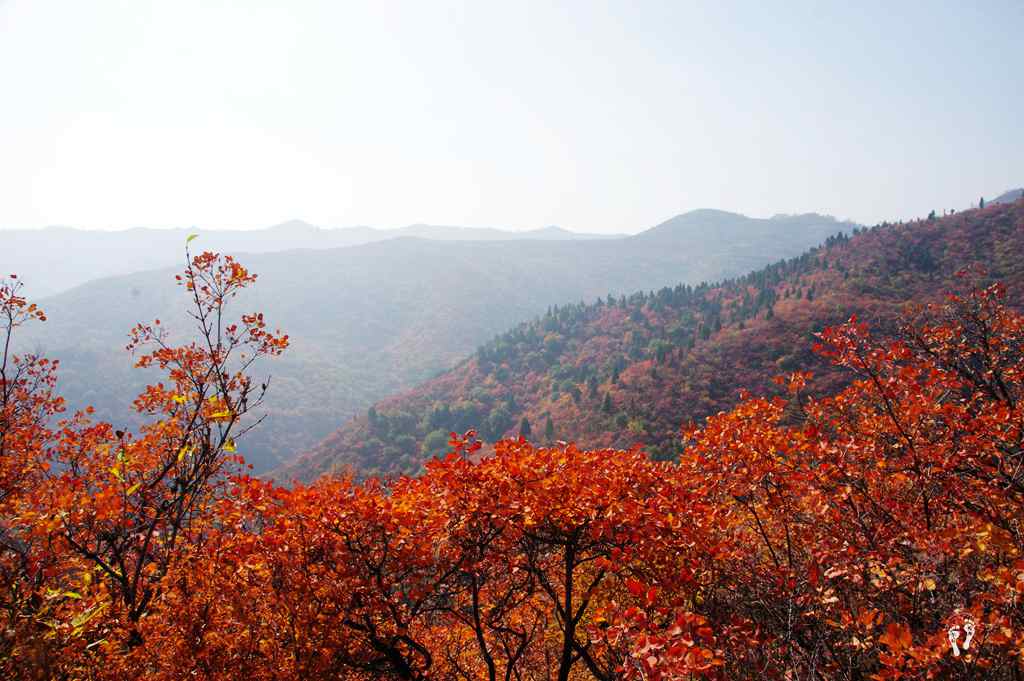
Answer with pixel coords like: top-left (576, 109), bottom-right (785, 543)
top-left (519, 416), bottom-right (531, 438)
top-left (544, 414), bottom-right (555, 443)
top-left (602, 392), bottom-right (613, 413)
top-left (980, 196), bottom-right (985, 209)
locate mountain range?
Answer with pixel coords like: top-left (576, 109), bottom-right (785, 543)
top-left (282, 198), bottom-right (1024, 481)
top-left (1, 221), bottom-right (622, 298)
top-left (12, 210), bottom-right (855, 472)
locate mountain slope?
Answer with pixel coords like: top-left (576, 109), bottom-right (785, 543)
top-left (284, 199), bottom-right (1024, 481)
top-left (15, 211), bottom-right (853, 472)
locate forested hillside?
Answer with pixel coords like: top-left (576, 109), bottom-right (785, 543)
top-left (288, 199), bottom-right (1024, 480)
top-left (16, 211), bottom-right (850, 472)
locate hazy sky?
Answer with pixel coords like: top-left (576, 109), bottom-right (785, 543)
top-left (1, 1), bottom-right (1021, 233)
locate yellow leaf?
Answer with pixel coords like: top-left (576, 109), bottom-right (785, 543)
top-left (71, 603), bottom-right (108, 630)
top-left (223, 439), bottom-right (236, 453)
top-left (110, 466), bottom-right (123, 482)
top-left (209, 409), bottom-right (232, 419)
top-left (177, 446), bottom-right (190, 463)
top-left (186, 233), bottom-right (199, 244)
top-left (126, 483), bottom-right (141, 496)
top-left (172, 395), bottom-right (186, 404)
top-left (923, 578), bottom-right (936, 591)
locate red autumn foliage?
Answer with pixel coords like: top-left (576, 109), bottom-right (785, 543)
top-left (5, 226), bottom-right (1024, 678)
top-left (2, 248), bottom-right (288, 677)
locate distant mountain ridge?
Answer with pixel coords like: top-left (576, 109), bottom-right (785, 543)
top-left (634, 209), bottom-right (846, 243)
top-left (1, 221), bottom-right (624, 298)
top-left (387, 223), bottom-right (620, 241)
top-left (282, 198), bottom-right (1024, 482)
top-left (992, 188), bottom-right (1024, 204)
top-left (12, 209), bottom-right (855, 472)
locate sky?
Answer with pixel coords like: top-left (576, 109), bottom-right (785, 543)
top-left (0, 0), bottom-right (1021, 234)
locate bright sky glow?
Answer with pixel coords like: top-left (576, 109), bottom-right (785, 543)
top-left (0, 0), bottom-right (1021, 232)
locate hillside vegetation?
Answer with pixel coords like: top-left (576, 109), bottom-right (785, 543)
top-left (288, 199), bottom-right (1024, 480)
top-left (8, 216), bottom-right (1024, 679)
top-left (16, 211), bottom-right (851, 471)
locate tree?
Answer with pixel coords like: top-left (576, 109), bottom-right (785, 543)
top-left (518, 416), bottom-right (531, 438)
top-left (420, 428), bottom-right (449, 456)
top-left (1, 246), bottom-right (288, 678)
top-left (544, 414), bottom-right (555, 443)
top-left (0, 275), bottom-right (64, 673)
top-left (485, 404), bottom-right (513, 441)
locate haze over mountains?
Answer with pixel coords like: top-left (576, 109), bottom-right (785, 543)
top-left (1, 221), bottom-right (623, 298)
top-left (11, 209), bottom-right (855, 472)
top-left (286, 198), bottom-right (1024, 481)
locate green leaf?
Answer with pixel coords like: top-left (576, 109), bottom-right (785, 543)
top-left (186, 233), bottom-right (199, 244)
